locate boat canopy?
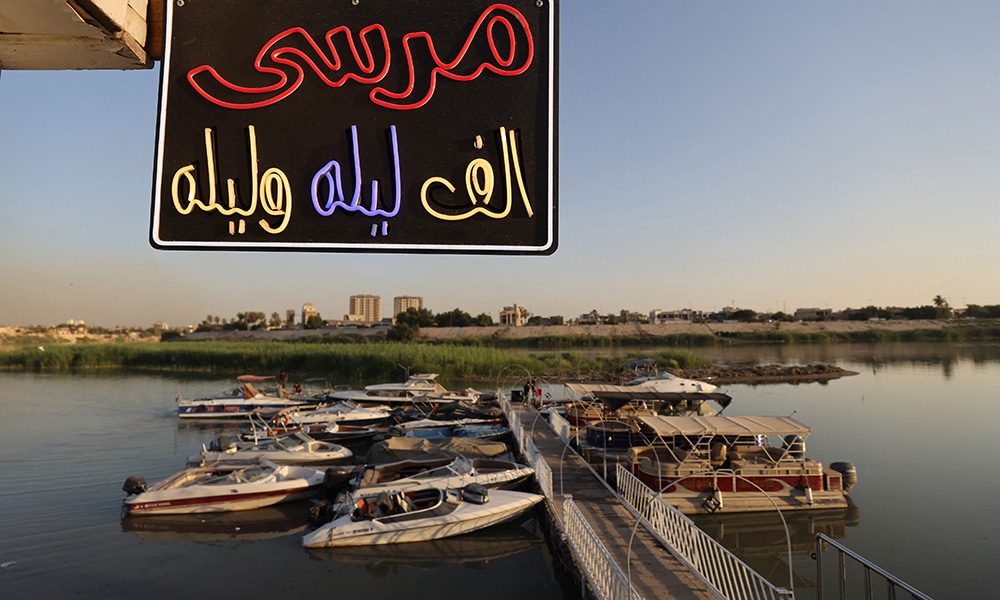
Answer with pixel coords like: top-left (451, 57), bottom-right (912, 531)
top-left (564, 383), bottom-right (732, 409)
top-left (635, 415), bottom-right (811, 437)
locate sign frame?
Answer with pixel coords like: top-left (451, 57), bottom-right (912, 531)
top-left (150, 0), bottom-right (558, 254)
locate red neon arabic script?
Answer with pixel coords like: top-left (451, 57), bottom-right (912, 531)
top-left (187, 4), bottom-right (534, 111)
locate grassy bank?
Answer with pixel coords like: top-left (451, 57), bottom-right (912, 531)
top-left (0, 340), bottom-right (712, 381)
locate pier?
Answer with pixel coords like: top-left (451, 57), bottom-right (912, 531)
top-left (510, 399), bottom-right (713, 599)
top-left (503, 395), bottom-right (794, 600)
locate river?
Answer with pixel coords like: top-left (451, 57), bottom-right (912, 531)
top-left (0, 342), bottom-right (996, 598)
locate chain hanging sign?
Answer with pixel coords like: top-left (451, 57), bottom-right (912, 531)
top-left (151, 0), bottom-right (558, 253)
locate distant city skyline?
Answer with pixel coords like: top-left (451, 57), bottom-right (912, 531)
top-left (8, 294), bottom-right (971, 330)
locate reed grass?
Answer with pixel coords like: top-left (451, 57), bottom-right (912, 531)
top-left (0, 339), bottom-right (716, 381)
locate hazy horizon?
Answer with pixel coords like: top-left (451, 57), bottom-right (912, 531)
top-left (2, 2), bottom-right (997, 328)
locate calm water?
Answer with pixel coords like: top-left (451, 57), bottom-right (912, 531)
top-left (1, 343), bottom-right (997, 599)
top-left (684, 343), bottom-right (999, 599)
top-left (0, 373), bottom-right (573, 599)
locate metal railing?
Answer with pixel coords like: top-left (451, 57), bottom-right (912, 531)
top-left (499, 390), bottom-right (554, 507)
top-left (564, 495), bottom-right (643, 600)
top-left (616, 464), bottom-right (794, 600)
top-left (814, 533), bottom-right (933, 600)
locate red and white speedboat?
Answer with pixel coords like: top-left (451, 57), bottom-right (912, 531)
top-left (122, 460), bottom-right (326, 515)
top-left (627, 415), bottom-right (857, 514)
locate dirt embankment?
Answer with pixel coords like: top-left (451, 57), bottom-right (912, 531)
top-left (416, 319), bottom-right (959, 340)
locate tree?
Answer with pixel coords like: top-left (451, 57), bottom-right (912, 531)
top-left (933, 295), bottom-right (949, 308)
top-left (731, 309), bottom-right (759, 322)
top-left (305, 314), bottom-right (324, 329)
top-left (386, 321), bottom-right (419, 341)
top-left (396, 307), bottom-right (436, 327)
top-left (474, 312), bottom-right (494, 326)
top-left (269, 312), bottom-right (283, 328)
top-left (434, 308), bottom-right (473, 327)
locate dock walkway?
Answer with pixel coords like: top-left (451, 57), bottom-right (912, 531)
top-left (511, 402), bottom-right (714, 600)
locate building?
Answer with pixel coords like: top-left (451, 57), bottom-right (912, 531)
top-left (393, 296), bottom-right (423, 318)
top-left (302, 303), bottom-right (318, 326)
top-left (650, 309), bottom-right (706, 324)
top-left (794, 308), bottom-right (833, 321)
top-left (285, 309), bottom-right (296, 327)
top-left (499, 304), bottom-right (529, 327)
top-left (348, 295), bottom-right (382, 324)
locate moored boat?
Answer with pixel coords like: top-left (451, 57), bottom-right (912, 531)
top-left (176, 375), bottom-right (319, 419)
top-left (327, 373), bottom-right (483, 405)
top-left (301, 485), bottom-right (544, 548)
top-left (122, 460), bottom-right (326, 515)
top-left (351, 455), bottom-right (534, 494)
top-left (627, 415), bottom-right (857, 514)
top-left (188, 431), bottom-right (353, 467)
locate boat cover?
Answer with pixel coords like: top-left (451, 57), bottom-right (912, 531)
top-left (564, 383), bottom-right (732, 410)
top-left (635, 415), bottom-right (811, 437)
top-left (363, 437), bottom-right (508, 463)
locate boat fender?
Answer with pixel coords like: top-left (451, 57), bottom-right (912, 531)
top-left (804, 485), bottom-right (814, 505)
top-left (122, 475), bottom-right (146, 496)
top-left (462, 483), bottom-right (489, 505)
top-left (829, 462), bottom-right (858, 493)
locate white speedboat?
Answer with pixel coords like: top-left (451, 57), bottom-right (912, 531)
top-left (327, 373), bottom-right (482, 405)
top-left (275, 400), bottom-right (393, 427)
top-left (188, 431), bottom-right (353, 467)
top-left (301, 486), bottom-right (543, 548)
top-left (627, 415), bottom-right (857, 514)
top-left (122, 460), bottom-right (325, 515)
top-left (176, 375), bottom-right (318, 419)
top-left (351, 455), bottom-right (534, 495)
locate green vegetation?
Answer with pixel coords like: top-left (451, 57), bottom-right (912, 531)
top-left (0, 340), bottom-right (713, 380)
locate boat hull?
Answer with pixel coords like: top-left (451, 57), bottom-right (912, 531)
top-left (301, 490), bottom-right (543, 548)
top-left (124, 465), bottom-right (325, 515)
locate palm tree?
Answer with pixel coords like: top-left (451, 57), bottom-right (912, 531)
top-left (933, 295), bottom-right (949, 308)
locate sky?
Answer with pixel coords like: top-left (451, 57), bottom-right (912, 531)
top-left (1, 1), bottom-right (998, 329)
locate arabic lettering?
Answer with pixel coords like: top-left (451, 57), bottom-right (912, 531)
top-left (310, 125), bottom-right (401, 237)
top-left (420, 126), bottom-right (533, 222)
top-left (170, 126), bottom-right (292, 235)
top-left (186, 3), bottom-right (534, 111)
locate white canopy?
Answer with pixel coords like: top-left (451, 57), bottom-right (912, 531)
top-left (635, 415), bottom-right (811, 437)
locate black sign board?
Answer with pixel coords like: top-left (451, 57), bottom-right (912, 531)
top-left (151, 0), bottom-right (557, 253)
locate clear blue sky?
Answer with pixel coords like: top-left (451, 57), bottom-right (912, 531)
top-left (2, 1), bottom-right (998, 328)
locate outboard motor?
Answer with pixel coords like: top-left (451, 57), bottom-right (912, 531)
top-left (209, 435), bottom-right (236, 452)
top-left (462, 483), bottom-right (489, 504)
top-left (829, 462), bottom-right (858, 492)
top-left (122, 475), bottom-right (146, 496)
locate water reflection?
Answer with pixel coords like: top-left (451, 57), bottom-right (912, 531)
top-left (305, 516), bottom-right (545, 575)
top-left (691, 501), bottom-right (861, 595)
top-left (120, 501), bottom-right (308, 545)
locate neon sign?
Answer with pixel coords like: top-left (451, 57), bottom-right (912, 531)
top-left (151, 0), bottom-right (557, 254)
